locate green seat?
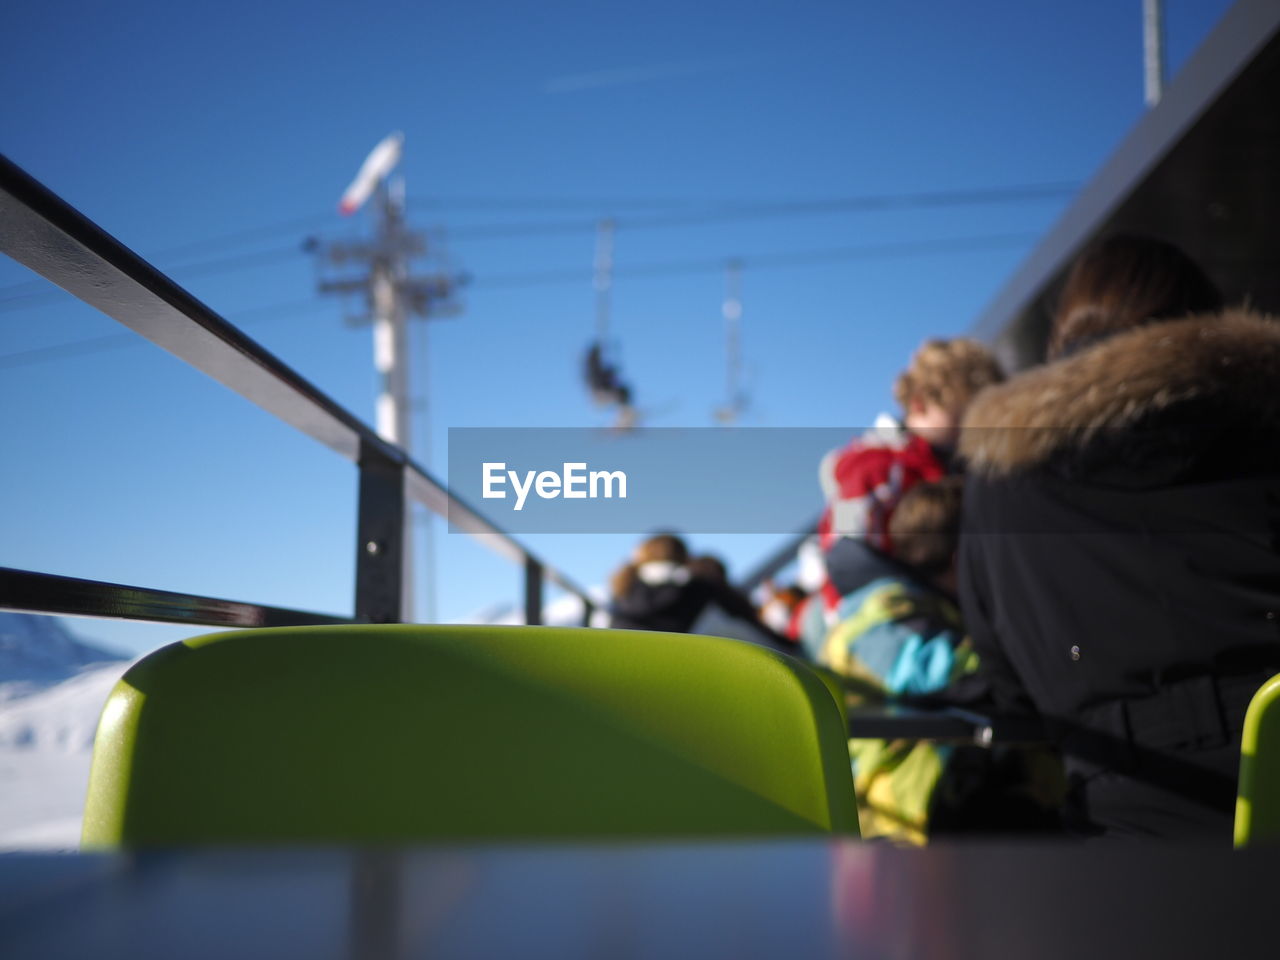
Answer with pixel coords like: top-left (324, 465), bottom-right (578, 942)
top-left (1235, 672), bottom-right (1280, 846)
top-left (808, 664), bottom-right (850, 713)
top-left (83, 625), bottom-right (859, 846)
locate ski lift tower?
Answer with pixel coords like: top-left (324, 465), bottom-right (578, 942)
top-left (714, 259), bottom-right (748, 425)
top-left (313, 132), bottom-right (465, 622)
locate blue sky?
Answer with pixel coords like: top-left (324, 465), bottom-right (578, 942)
top-left (2, 0), bottom-right (1234, 654)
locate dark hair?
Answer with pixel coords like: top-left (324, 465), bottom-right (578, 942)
top-left (1049, 235), bottom-right (1223, 359)
top-left (888, 477), bottom-right (964, 580)
top-left (610, 533), bottom-right (689, 598)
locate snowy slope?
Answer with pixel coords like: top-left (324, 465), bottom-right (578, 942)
top-left (0, 613), bottom-right (132, 848)
top-left (0, 613), bottom-right (127, 702)
top-left (0, 659), bottom-right (133, 850)
top-left (467, 588), bottom-right (612, 628)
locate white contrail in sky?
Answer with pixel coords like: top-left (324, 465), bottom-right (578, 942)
top-left (544, 58), bottom-right (740, 94)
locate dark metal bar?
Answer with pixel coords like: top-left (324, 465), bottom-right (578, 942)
top-left (524, 558), bottom-right (544, 626)
top-left (737, 519), bottom-right (819, 594)
top-left (0, 154), bottom-right (381, 463)
top-left (847, 705), bottom-right (984, 742)
top-left (544, 567), bottom-right (591, 603)
top-left (846, 704), bottom-right (1047, 745)
top-left (581, 600), bottom-right (595, 628)
top-left (964, 709), bottom-right (1049, 746)
top-left (354, 440), bottom-right (407, 624)
top-left (0, 155), bottom-right (600, 622)
top-left (0, 567), bottom-right (352, 629)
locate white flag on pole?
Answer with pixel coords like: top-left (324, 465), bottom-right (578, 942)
top-left (338, 132), bottom-right (404, 215)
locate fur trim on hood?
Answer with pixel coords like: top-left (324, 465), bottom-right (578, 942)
top-left (959, 310), bottom-right (1280, 476)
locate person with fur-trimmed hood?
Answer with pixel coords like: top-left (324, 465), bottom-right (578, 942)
top-left (958, 234), bottom-right (1280, 840)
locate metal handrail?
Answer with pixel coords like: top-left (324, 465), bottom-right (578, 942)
top-left (736, 519), bottom-right (819, 595)
top-left (0, 568), bottom-right (354, 630)
top-left (0, 155), bottom-right (594, 628)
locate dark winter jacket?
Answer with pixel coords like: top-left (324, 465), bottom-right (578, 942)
top-left (957, 310), bottom-right (1280, 839)
top-left (610, 562), bottom-right (782, 645)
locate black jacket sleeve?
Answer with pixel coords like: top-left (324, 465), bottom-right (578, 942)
top-left (958, 490), bottom-right (1038, 715)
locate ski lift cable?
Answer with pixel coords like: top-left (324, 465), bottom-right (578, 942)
top-left (1, 232), bottom-right (1038, 366)
top-left (0, 296), bottom-right (326, 370)
top-left (445, 181), bottom-right (1077, 241)
top-left (475, 231), bottom-right (1040, 290)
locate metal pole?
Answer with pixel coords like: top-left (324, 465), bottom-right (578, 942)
top-left (372, 185), bottom-right (411, 447)
top-left (371, 184), bottom-right (414, 621)
top-left (318, 143), bottom-right (465, 624)
top-left (524, 557), bottom-right (544, 626)
top-left (354, 440), bottom-right (407, 624)
top-left (1143, 0), bottom-right (1165, 106)
top-left (409, 225), bottom-right (437, 625)
top-left (724, 259), bottom-right (742, 417)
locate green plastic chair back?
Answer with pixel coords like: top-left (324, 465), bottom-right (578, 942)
top-left (808, 664), bottom-right (850, 714)
top-left (83, 625), bottom-right (859, 846)
top-left (1235, 672), bottom-right (1280, 846)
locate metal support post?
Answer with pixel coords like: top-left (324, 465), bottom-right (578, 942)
top-left (524, 557), bottom-right (544, 626)
top-left (355, 439), bottom-right (407, 624)
top-left (317, 148), bottom-right (467, 623)
top-left (1144, 0), bottom-right (1166, 106)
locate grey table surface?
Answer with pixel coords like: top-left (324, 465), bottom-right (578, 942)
top-left (0, 839), bottom-right (1270, 960)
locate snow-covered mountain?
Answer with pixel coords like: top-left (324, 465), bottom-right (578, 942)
top-left (0, 615), bottom-right (132, 849)
top-left (0, 613), bottom-right (127, 701)
top-left (0, 659), bottom-right (133, 850)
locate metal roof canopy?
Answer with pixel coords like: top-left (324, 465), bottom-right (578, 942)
top-left (973, 0), bottom-right (1280, 371)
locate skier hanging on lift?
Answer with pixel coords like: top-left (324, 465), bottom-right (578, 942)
top-left (584, 342), bottom-right (637, 431)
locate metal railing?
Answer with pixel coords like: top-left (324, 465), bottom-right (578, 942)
top-left (0, 155), bottom-right (594, 630)
top-left (737, 520), bottom-right (818, 595)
